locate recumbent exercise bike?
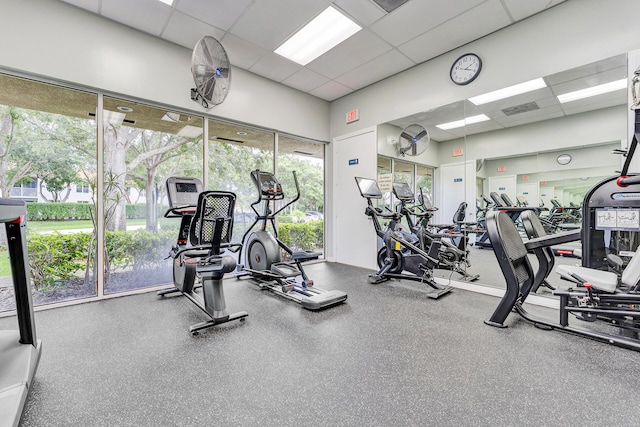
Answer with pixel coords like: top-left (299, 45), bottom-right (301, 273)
top-left (158, 177), bottom-right (248, 335)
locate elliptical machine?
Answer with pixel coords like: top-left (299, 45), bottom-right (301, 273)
top-left (356, 176), bottom-right (453, 299)
top-left (238, 170), bottom-right (347, 310)
top-left (392, 182), bottom-right (479, 281)
top-left (158, 177), bottom-right (248, 335)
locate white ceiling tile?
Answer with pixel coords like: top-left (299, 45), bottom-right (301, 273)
top-left (370, 0), bottom-right (485, 47)
top-left (220, 33), bottom-right (269, 70)
top-left (560, 93), bottom-right (627, 116)
top-left (306, 30), bottom-right (392, 79)
top-left (333, 0), bottom-right (385, 26)
top-left (281, 68), bottom-right (330, 93)
top-left (231, 0), bottom-right (327, 51)
top-left (335, 49), bottom-right (414, 90)
top-left (546, 55), bottom-right (627, 86)
top-left (162, 11), bottom-right (224, 49)
top-left (398, 0), bottom-right (511, 64)
top-left (248, 52), bottom-right (302, 82)
top-left (492, 105), bottom-right (564, 127)
top-left (175, 0), bottom-right (253, 31)
top-left (101, 0), bottom-right (172, 37)
top-left (309, 80), bottom-right (353, 101)
top-left (59, 0), bottom-right (100, 13)
top-left (502, 0), bottom-right (566, 22)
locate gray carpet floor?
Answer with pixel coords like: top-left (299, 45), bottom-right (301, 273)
top-left (5, 261), bottom-right (640, 426)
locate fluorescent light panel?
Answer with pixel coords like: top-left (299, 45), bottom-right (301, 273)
top-left (103, 110), bottom-right (126, 126)
top-left (469, 78), bottom-right (547, 105)
top-left (157, 0), bottom-right (173, 5)
top-left (436, 114), bottom-right (490, 130)
top-left (178, 125), bottom-right (203, 138)
top-left (275, 6), bottom-right (361, 66)
top-left (557, 78), bottom-right (627, 103)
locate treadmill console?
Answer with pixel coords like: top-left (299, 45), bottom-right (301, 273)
top-left (392, 182), bottom-right (414, 201)
top-left (251, 170), bottom-right (283, 198)
top-left (166, 177), bottom-right (203, 208)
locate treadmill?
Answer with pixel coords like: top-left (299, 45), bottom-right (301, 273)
top-left (0, 198), bottom-right (42, 427)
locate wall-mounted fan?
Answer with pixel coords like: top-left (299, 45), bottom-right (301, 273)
top-left (190, 36), bottom-right (231, 109)
top-left (396, 124), bottom-right (429, 157)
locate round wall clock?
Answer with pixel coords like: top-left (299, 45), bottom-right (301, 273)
top-left (450, 53), bottom-right (482, 85)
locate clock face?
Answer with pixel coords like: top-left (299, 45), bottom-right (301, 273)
top-left (450, 54), bottom-right (482, 85)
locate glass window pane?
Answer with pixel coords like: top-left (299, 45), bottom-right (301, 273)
top-left (0, 74), bottom-right (98, 311)
top-left (277, 135), bottom-right (325, 257)
top-left (103, 97), bottom-right (203, 294)
top-left (207, 119), bottom-right (274, 244)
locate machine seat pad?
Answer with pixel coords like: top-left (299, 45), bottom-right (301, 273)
top-left (291, 250), bottom-right (320, 262)
top-left (555, 265), bottom-right (617, 293)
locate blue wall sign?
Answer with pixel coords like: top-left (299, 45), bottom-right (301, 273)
top-left (453, 178), bottom-right (463, 182)
top-left (348, 158), bottom-right (359, 165)
top-left (499, 187), bottom-right (506, 191)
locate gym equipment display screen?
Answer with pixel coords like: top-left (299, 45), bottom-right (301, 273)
top-left (355, 177), bottom-right (382, 199)
top-left (176, 182), bottom-right (198, 193)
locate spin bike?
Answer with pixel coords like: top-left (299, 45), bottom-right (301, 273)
top-left (158, 177), bottom-right (248, 335)
top-left (238, 170), bottom-right (347, 310)
top-left (393, 182), bottom-right (479, 281)
top-left (356, 176), bottom-right (453, 299)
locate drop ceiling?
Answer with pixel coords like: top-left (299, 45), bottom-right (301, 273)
top-left (388, 54), bottom-right (628, 142)
top-left (58, 0), bottom-right (567, 101)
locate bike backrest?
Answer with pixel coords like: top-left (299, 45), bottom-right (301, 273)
top-left (189, 191), bottom-right (236, 253)
top-left (490, 192), bottom-right (505, 207)
top-left (500, 193), bottom-right (514, 207)
top-left (453, 202), bottom-right (467, 223)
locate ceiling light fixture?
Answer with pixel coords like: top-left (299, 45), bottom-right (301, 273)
top-left (436, 114), bottom-right (490, 130)
top-left (469, 78), bottom-right (547, 105)
top-left (177, 125), bottom-right (203, 138)
top-left (116, 106), bottom-right (134, 113)
top-left (274, 6), bottom-right (361, 66)
top-left (236, 131), bottom-right (248, 136)
top-left (557, 78), bottom-right (627, 103)
top-left (102, 110), bottom-right (126, 126)
top-left (156, 0), bottom-right (173, 5)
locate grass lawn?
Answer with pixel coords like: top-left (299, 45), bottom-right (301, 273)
top-left (26, 219), bottom-right (146, 232)
top-left (0, 252), bottom-right (9, 276)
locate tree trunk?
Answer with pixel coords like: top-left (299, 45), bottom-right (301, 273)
top-left (103, 124), bottom-right (127, 231)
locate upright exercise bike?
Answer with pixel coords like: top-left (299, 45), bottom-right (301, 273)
top-left (158, 177), bottom-right (248, 335)
top-left (238, 170), bottom-right (347, 310)
top-left (393, 182), bottom-right (479, 281)
top-left (356, 176), bottom-right (453, 299)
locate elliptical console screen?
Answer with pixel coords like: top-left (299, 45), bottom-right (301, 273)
top-left (255, 171), bottom-right (282, 196)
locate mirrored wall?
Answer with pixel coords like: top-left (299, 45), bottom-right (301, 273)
top-left (378, 53), bottom-right (629, 292)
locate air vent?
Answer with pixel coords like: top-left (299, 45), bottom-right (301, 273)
top-left (371, 0), bottom-right (409, 13)
top-left (216, 137), bottom-right (244, 144)
top-left (501, 102), bottom-right (539, 116)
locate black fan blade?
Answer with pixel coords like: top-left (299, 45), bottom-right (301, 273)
top-left (414, 129), bottom-right (428, 141)
top-left (400, 131), bottom-right (413, 142)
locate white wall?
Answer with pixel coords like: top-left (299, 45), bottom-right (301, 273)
top-left (0, 0), bottom-right (330, 142)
